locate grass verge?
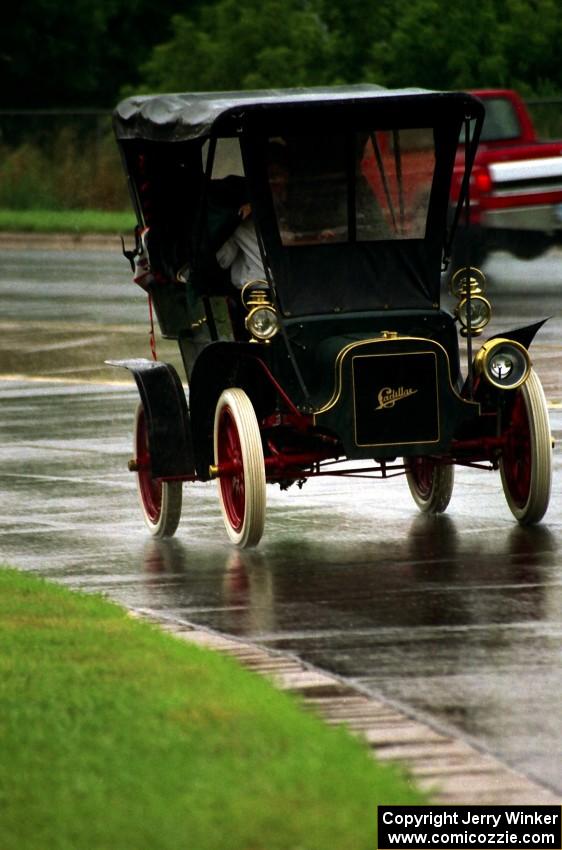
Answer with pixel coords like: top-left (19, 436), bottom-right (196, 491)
top-left (0, 567), bottom-right (427, 850)
top-left (0, 208), bottom-right (134, 234)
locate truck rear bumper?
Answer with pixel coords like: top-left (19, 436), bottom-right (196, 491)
top-left (481, 203), bottom-right (562, 232)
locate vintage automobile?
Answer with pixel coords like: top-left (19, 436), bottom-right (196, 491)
top-left (110, 85), bottom-right (552, 547)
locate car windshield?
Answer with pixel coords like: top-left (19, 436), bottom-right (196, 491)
top-left (267, 128), bottom-right (436, 246)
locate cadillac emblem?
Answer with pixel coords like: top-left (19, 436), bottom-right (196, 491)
top-left (376, 386), bottom-right (418, 410)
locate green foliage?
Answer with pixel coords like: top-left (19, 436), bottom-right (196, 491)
top-left (3, 0), bottom-right (562, 108)
top-left (0, 0), bottom-right (192, 108)
top-left (2, 0), bottom-right (562, 214)
top-left (499, 0), bottom-right (562, 95)
top-left (0, 144), bottom-right (57, 210)
top-left (140, 0), bottom-right (335, 92)
top-left (0, 125), bottom-right (129, 211)
top-left (0, 567), bottom-right (426, 850)
top-left (363, 0), bottom-right (562, 93)
top-left (527, 101), bottom-right (562, 141)
top-left (135, 0), bottom-right (562, 96)
top-left (366, 0), bottom-right (509, 89)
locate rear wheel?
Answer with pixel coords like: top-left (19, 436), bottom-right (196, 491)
top-left (500, 370), bottom-right (552, 524)
top-left (134, 402), bottom-right (182, 537)
top-left (214, 388), bottom-right (266, 547)
top-left (405, 457), bottom-right (454, 514)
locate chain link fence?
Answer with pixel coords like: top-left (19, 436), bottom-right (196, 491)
top-left (0, 109), bottom-right (128, 210)
top-left (526, 97), bottom-right (562, 139)
top-left (0, 98), bottom-right (561, 211)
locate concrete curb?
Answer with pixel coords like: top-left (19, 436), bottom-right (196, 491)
top-left (130, 607), bottom-right (559, 806)
top-left (0, 231), bottom-right (120, 251)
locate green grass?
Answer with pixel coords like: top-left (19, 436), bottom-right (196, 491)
top-left (0, 208), bottom-right (134, 234)
top-left (0, 567), bottom-right (426, 850)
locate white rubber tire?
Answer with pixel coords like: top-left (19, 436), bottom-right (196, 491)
top-left (213, 388), bottom-right (266, 547)
top-left (405, 457), bottom-right (454, 514)
top-left (134, 402), bottom-right (182, 538)
top-left (500, 369), bottom-right (552, 525)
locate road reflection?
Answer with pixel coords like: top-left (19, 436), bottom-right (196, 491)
top-left (138, 516), bottom-right (556, 638)
top-left (135, 516), bottom-right (560, 791)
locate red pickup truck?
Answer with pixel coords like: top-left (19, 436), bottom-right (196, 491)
top-left (450, 88), bottom-right (562, 266)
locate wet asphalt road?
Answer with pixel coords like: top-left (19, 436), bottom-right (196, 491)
top-left (0, 245), bottom-right (561, 797)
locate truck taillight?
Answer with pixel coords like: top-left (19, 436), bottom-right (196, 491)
top-left (473, 167), bottom-right (492, 193)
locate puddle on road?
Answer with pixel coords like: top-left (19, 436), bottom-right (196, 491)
top-left (0, 322), bottom-right (183, 383)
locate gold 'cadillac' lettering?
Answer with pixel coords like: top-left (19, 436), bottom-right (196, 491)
top-left (376, 386), bottom-right (418, 410)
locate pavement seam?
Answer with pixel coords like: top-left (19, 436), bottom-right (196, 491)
top-left (127, 606), bottom-right (560, 805)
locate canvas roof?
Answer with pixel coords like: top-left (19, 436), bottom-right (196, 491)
top-left (113, 85), bottom-right (483, 142)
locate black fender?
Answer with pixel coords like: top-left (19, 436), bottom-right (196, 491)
top-left (466, 318), bottom-right (549, 408)
top-left (489, 318), bottom-right (549, 349)
top-left (106, 358), bottom-right (194, 478)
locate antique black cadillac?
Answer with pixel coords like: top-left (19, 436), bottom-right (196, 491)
top-left (110, 85), bottom-right (552, 547)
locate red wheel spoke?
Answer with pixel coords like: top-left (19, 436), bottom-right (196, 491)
top-left (218, 407), bottom-right (245, 533)
top-left (410, 457), bottom-right (434, 498)
top-left (136, 406), bottom-right (162, 523)
top-left (502, 393), bottom-right (532, 508)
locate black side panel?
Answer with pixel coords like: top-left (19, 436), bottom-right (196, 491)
top-left (107, 359), bottom-right (194, 478)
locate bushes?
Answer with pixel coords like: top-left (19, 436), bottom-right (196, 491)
top-left (1, 99), bottom-right (560, 214)
top-left (0, 122), bottom-right (129, 211)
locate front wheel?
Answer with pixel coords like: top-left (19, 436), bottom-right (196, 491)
top-left (214, 388), bottom-right (266, 548)
top-left (405, 457), bottom-right (454, 514)
top-left (134, 402), bottom-right (182, 537)
top-left (500, 370), bottom-right (552, 524)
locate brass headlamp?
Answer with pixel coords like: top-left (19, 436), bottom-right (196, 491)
top-left (474, 337), bottom-right (531, 390)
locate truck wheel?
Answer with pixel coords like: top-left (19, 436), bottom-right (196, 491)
top-left (506, 231), bottom-right (550, 260)
top-left (214, 388), bottom-right (266, 548)
top-left (500, 370), bottom-right (552, 524)
top-left (405, 457), bottom-right (454, 513)
top-left (450, 227), bottom-right (488, 272)
top-left (134, 402), bottom-right (182, 537)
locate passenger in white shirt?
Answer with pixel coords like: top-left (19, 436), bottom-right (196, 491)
top-left (216, 145), bottom-right (289, 289)
top-left (215, 203), bottom-right (264, 289)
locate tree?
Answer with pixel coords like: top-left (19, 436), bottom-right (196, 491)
top-left (364, 0), bottom-right (562, 94)
top-left (0, 0), bottom-right (194, 108)
top-left (498, 0), bottom-right (562, 95)
top-left (364, 0), bottom-right (508, 90)
top-left (138, 0), bottom-right (336, 92)
top-left (3, 0), bottom-right (561, 108)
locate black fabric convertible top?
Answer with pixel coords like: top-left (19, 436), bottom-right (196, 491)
top-left (113, 84), bottom-right (481, 142)
top-left (114, 85), bottom-right (485, 316)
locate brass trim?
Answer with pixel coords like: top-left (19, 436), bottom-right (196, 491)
top-left (450, 266), bottom-right (487, 298)
top-left (351, 350), bottom-right (441, 447)
top-left (313, 335), bottom-right (478, 417)
top-left (241, 279), bottom-right (270, 310)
